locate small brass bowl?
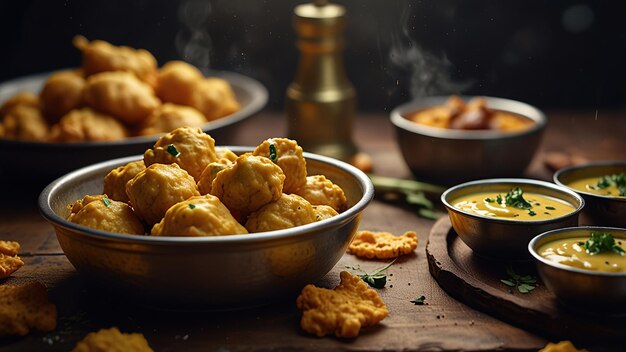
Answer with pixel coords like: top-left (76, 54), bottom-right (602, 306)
top-left (529, 227), bottom-right (626, 310)
top-left (390, 96), bottom-right (546, 185)
top-left (441, 178), bottom-right (584, 260)
top-left (554, 161), bottom-right (626, 227)
top-left (39, 147), bottom-right (374, 310)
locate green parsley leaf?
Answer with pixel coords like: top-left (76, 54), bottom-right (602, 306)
top-left (269, 143), bottom-right (278, 163)
top-left (410, 295), bottom-right (426, 305)
top-left (188, 204), bottom-right (196, 209)
top-left (496, 194), bottom-right (503, 204)
top-left (545, 206), bottom-right (556, 210)
top-left (580, 232), bottom-right (625, 255)
top-left (485, 197), bottom-right (495, 203)
top-left (351, 259), bottom-right (396, 289)
top-left (528, 210), bottom-right (536, 216)
top-left (504, 187), bottom-right (532, 209)
top-left (501, 266), bottom-right (538, 294)
top-left (594, 173), bottom-right (626, 196)
top-left (166, 144), bottom-right (181, 158)
top-left (102, 198), bottom-right (111, 207)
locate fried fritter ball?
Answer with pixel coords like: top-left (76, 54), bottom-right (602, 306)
top-left (151, 195), bottom-right (248, 237)
top-left (215, 147), bottom-right (238, 162)
top-left (68, 195), bottom-right (145, 235)
top-left (189, 78), bottom-right (240, 121)
top-left (2, 105), bottom-right (48, 141)
top-left (296, 271), bottom-right (389, 338)
top-left (40, 69), bottom-right (85, 123)
top-left (126, 163), bottom-right (200, 225)
top-left (211, 155), bottom-right (285, 216)
top-left (49, 108), bottom-right (128, 142)
top-left (103, 160), bottom-right (146, 203)
top-left (155, 61), bottom-right (203, 105)
top-left (348, 230), bottom-right (418, 259)
top-left (245, 194), bottom-right (316, 233)
top-left (83, 71), bottom-right (160, 125)
top-left (136, 103), bottom-right (207, 136)
top-left (0, 91), bottom-right (40, 117)
top-left (253, 138), bottom-right (307, 194)
top-left (0, 282), bottom-right (57, 337)
top-left (313, 205), bottom-right (338, 222)
top-left (73, 35), bottom-right (158, 88)
top-left (143, 126), bottom-right (217, 181)
top-left (69, 194), bottom-right (106, 214)
top-left (197, 159), bottom-right (233, 195)
top-left (294, 175), bottom-right (348, 213)
top-left (72, 327), bottom-right (153, 352)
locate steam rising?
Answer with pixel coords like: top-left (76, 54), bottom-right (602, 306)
top-left (176, 0), bottom-right (213, 74)
top-left (389, 6), bottom-right (471, 99)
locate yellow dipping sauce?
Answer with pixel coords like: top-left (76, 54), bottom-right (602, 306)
top-left (538, 237), bottom-right (626, 273)
top-left (453, 192), bottom-right (576, 221)
top-left (567, 175), bottom-right (626, 198)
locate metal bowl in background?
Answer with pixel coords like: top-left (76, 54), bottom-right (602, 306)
top-left (390, 96), bottom-right (547, 185)
top-left (0, 70), bottom-right (268, 181)
top-left (554, 161), bottom-right (626, 227)
top-left (529, 227), bottom-right (626, 310)
top-left (38, 147), bottom-right (374, 310)
top-left (441, 178), bottom-right (584, 260)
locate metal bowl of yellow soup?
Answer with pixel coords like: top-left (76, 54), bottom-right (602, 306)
top-left (529, 227), bottom-right (626, 309)
top-left (554, 161), bottom-right (626, 227)
top-left (441, 178), bottom-right (584, 260)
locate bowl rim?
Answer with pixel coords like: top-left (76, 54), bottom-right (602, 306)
top-left (0, 69), bottom-right (268, 148)
top-left (528, 226), bottom-right (626, 277)
top-left (389, 95), bottom-right (547, 140)
top-left (441, 178), bottom-right (585, 224)
top-left (38, 146), bottom-right (374, 245)
top-left (553, 160), bottom-right (626, 202)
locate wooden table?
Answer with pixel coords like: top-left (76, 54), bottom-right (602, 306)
top-left (1, 111), bottom-right (624, 351)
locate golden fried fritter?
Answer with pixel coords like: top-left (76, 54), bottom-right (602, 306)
top-left (83, 71), bottom-right (160, 125)
top-left (103, 160), bottom-right (146, 203)
top-left (211, 154), bottom-right (285, 216)
top-left (347, 230), bottom-right (418, 259)
top-left (126, 163), bottom-right (200, 225)
top-left (72, 327), bottom-right (153, 352)
top-left (151, 195), bottom-right (248, 237)
top-left (143, 126), bottom-right (217, 181)
top-left (197, 159), bottom-right (233, 195)
top-left (0, 282), bottom-right (57, 336)
top-left (313, 205), bottom-right (338, 222)
top-left (73, 35), bottom-right (158, 88)
top-left (2, 105), bottom-right (48, 141)
top-left (294, 175), bottom-right (348, 213)
top-left (49, 108), bottom-right (128, 142)
top-left (296, 271), bottom-right (389, 338)
top-left (69, 194), bottom-right (107, 214)
top-left (136, 103), bottom-right (207, 136)
top-left (0, 91), bottom-right (40, 117)
top-left (215, 147), bottom-right (238, 162)
top-left (68, 196), bottom-right (145, 235)
top-left (40, 69), bottom-right (85, 123)
top-left (253, 138), bottom-right (307, 194)
top-left (245, 194), bottom-right (316, 233)
top-left (189, 78), bottom-right (240, 121)
top-left (156, 60), bottom-right (203, 105)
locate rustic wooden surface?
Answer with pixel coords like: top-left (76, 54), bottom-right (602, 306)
top-left (1, 110), bottom-right (624, 351)
top-left (427, 217), bottom-right (626, 348)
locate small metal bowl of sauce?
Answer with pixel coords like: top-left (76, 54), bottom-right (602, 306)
top-left (529, 227), bottom-right (626, 310)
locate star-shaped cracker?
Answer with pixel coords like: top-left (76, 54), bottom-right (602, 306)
top-left (296, 271), bottom-right (388, 338)
top-left (347, 230), bottom-right (418, 259)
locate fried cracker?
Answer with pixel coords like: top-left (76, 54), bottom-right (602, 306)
top-left (296, 271), bottom-right (388, 338)
top-left (0, 282), bottom-right (57, 336)
top-left (0, 253), bottom-right (24, 279)
top-left (0, 240), bottom-right (20, 256)
top-left (347, 230), bottom-right (418, 259)
top-left (72, 327), bottom-right (153, 352)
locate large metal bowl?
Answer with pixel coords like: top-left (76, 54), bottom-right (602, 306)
top-left (554, 161), bottom-right (626, 227)
top-left (0, 70), bottom-right (268, 181)
top-left (390, 96), bottom-right (547, 185)
top-left (38, 147), bottom-right (374, 310)
top-left (529, 227), bottom-right (626, 310)
top-left (441, 178), bottom-right (584, 260)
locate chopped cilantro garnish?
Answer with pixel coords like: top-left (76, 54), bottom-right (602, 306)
top-left (411, 295), bottom-right (426, 305)
top-left (545, 206), bottom-right (556, 210)
top-left (166, 144), bottom-right (181, 158)
top-left (188, 204), bottom-right (196, 209)
top-left (593, 173), bottom-right (626, 196)
top-left (501, 266), bottom-right (538, 294)
top-left (579, 232), bottom-right (625, 255)
top-left (505, 187), bottom-right (532, 209)
top-left (268, 143), bottom-right (278, 163)
top-left (528, 210), bottom-right (536, 216)
top-left (485, 197), bottom-right (495, 203)
top-left (102, 198), bottom-right (111, 207)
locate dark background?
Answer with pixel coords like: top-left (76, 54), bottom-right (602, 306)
top-left (1, 0), bottom-right (624, 112)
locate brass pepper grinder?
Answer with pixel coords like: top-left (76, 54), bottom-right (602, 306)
top-left (286, 0), bottom-right (365, 167)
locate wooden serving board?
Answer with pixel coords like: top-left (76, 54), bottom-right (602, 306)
top-left (426, 217), bottom-right (626, 345)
